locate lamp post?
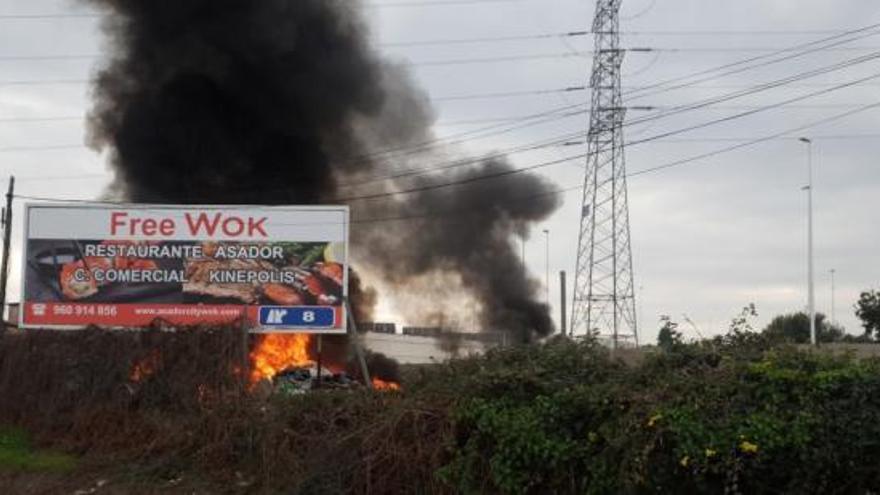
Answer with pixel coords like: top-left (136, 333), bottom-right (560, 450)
top-left (799, 137), bottom-right (816, 346)
top-left (830, 268), bottom-right (836, 326)
top-left (543, 229), bottom-right (550, 304)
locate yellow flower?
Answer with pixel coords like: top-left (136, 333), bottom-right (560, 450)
top-left (705, 448), bottom-right (717, 458)
top-left (739, 440), bottom-right (759, 454)
top-left (647, 414), bottom-right (662, 427)
top-left (679, 455), bottom-right (690, 467)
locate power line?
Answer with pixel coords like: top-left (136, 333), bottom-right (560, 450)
top-left (14, 45), bottom-right (880, 64)
top-left (3, 49), bottom-right (878, 186)
top-left (626, 101), bottom-right (880, 178)
top-left (623, 29), bottom-right (859, 36)
top-left (622, 50), bottom-right (880, 129)
top-left (622, 71), bottom-right (880, 150)
top-left (432, 86), bottom-right (586, 101)
top-left (5, 54), bottom-right (878, 188)
top-left (0, 116), bottom-right (83, 123)
top-left (307, 72), bottom-right (880, 200)
top-left (141, 72), bottom-right (880, 203)
top-left (0, 0), bottom-right (519, 19)
top-left (0, 144), bottom-right (90, 153)
top-left (6, 24), bottom-right (880, 185)
top-left (338, 64), bottom-right (880, 189)
top-left (0, 51), bottom-right (602, 66)
top-left (624, 24), bottom-right (880, 101)
top-left (392, 24), bottom-right (880, 159)
top-left (370, 0), bottom-right (520, 6)
top-left (12, 100), bottom-right (879, 224)
top-left (0, 14), bottom-right (98, 19)
top-left (381, 29), bottom-right (863, 47)
top-left (379, 31), bottom-right (590, 47)
top-left (335, 44), bottom-right (880, 167)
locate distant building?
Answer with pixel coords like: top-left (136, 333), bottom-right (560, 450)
top-left (4, 303), bottom-right (19, 328)
top-left (363, 326), bottom-right (507, 364)
top-left (360, 322), bottom-right (397, 334)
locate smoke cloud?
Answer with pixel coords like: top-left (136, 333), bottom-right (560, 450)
top-left (84, 0), bottom-right (559, 341)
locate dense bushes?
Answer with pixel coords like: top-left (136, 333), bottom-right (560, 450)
top-left (435, 337), bottom-right (880, 494)
top-left (2, 327), bottom-right (880, 493)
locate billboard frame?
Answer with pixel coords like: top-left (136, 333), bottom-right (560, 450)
top-left (19, 202), bottom-right (350, 333)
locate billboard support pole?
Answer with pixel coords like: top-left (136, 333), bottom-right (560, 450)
top-left (344, 297), bottom-right (372, 389)
top-left (0, 177), bottom-right (14, 334)
top-left (315, 335), bottom-right (323, 389)
top-left (239, 315), bottom-right (250, 389)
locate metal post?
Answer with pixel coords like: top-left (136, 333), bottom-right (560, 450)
top-left (559, 270), bottom-right (567, 336)
top-left (830, 269), bottom-right (836, 326)
top-left (344, 297), bottom-right (372, 389)
top-left (799, 137), bottom-right (816, 345)
top-left (543, 229), bottom-right (550, 304)
top-left (0, 177), bottom-right (14, 333)
top-left (315, 334), bottom-right (323, 389)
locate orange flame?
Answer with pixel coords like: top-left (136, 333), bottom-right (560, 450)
top-left (129, 351), bottom-right (161, 383)
top-left (372, 377), bottom-right (401, 391)
top-left (249, 334), bottom-right (314, 383)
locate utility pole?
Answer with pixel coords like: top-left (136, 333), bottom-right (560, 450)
top-left (0, 177), bottom-right (14, 333)
top-left (572, 0), bottom-right (638, 347)
top-left (559, 271), bottom-right (567, 336)
top-left (830, 268), bottom-right (836, 326)
top-left (559, 270), bottom-right (568, 337)
top-left (543, 229), bottom-right (550, 304)
top-left (799, 137), bottom-right (816, 345)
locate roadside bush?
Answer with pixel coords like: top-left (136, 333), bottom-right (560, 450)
top-left (439, 340), bottom-right (880, 494)
top-left (3, 327), bottom-right (880, 493)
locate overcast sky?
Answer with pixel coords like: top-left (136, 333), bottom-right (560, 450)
top-left (1, 0), bottom-right (879, 342)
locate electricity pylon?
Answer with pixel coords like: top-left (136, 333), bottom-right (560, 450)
top-left (571, 0), bottom-right (638, 347)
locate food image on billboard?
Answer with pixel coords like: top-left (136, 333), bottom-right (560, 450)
top-left (21, 204), bottom-right (349, 332)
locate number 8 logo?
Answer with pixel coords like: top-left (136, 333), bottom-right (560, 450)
top-left (303, 311), bottom-right (316, 323)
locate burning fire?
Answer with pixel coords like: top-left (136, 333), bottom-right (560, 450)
top-left (129, 351), bottom-right (161, 382)
top-left (249, 334), bottom-right (313, 383)
top-left (371, 377), bottom-right (401, 391)
top-left (248, 333), bottom-right (402, 391)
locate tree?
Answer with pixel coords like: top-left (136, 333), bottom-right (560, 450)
top-left (762, 312), bottom-right (844, 343)
top-left (657, 316), bottom-right (683, 351)
top-left (856, 290), bottom-right (880, 339)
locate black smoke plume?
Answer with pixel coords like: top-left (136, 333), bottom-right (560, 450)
top-left (84, 0), bottom-right (559, 341)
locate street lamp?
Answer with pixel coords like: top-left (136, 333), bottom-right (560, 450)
top-left (543, 229), bottom-right (550, 304)
top-left (830, 268), bottom-right (836, 326)
top-left (799, 137), bottom-right (816, 345)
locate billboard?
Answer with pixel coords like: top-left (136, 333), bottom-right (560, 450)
top-left (20, 204), bottom-right (349, 332)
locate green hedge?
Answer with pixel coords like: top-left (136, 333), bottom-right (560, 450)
top-left (430, 337), bottom-right (880, 494)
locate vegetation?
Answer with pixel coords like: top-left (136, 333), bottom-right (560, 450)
top-left (857, 289), bottom-right (880, 339)
top-left (3, 318), bottom-right (880, 493)
top-left (656, 315), bottom-right (684, 350)
top-left (0, 426), bottom-right (75, 473)
top-left (761, 311), bottom-right (844, 343)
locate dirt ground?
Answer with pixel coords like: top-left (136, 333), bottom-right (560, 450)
top-left (0, 459), bottom-right (244, 495)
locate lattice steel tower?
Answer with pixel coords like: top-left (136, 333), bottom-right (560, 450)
top-left (571, 0), bottom-right (638, 347)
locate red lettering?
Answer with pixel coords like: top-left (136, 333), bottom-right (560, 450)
top-left (185, 212), bottom-right (221, 236)
top-left (222, 217), bottom-right (245, 236)
top-left (110, 212), bottom-right (176, 237)
top-left (141, 218), bottom-right (157, 236)
top-left (248, 217), bottom-right (268, 237)
top-left (159, 219), bottom-right (175, 236)
top-left (185, 213), bottom-right (269, 238)
top-left (110, 212), bottom-right (127, 235)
